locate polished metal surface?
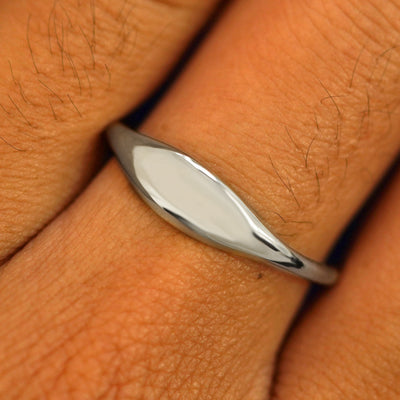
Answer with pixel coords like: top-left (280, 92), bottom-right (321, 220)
top-left (107, 123), bottom-right (338, 285)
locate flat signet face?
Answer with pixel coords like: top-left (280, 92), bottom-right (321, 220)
top-left (106, 124), bottom-right (339, 284)
top-left (107, 124), bottom-right (338, 285)
top-left (132, 145), bottom-right (292, 263)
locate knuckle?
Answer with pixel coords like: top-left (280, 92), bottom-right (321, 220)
top-left (224, 0), bottom-right (400, 239)
top-left (2, 0), bottom-right (202, 131)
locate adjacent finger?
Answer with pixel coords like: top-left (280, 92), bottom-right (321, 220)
top-left (0, 0), bottom-right (220, 262)
top-left (1, 0), bottom-right (400, 398)
top-left (272, 163), bottom-right (400, 400)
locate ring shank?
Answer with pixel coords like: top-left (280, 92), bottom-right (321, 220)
top-left (107, 123), bottom-right (338, 285)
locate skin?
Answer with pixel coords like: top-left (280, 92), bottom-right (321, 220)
top-left (0, 0), bottom-right (219, 262)
top-left (0, 0), bottom-right (399, 398)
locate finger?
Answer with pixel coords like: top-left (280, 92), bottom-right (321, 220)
top-left (1, 0), bottom-right (400, 398)
top-left (272, 163), bottom-right (400, 400)
top-left (0, 0), bottom-right (220, 262)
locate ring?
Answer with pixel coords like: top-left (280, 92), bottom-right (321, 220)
top-left (107, 123), bottom-right (338, 285)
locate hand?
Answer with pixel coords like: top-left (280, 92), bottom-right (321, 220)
top-left (0, 0), bottom-right (399, 398)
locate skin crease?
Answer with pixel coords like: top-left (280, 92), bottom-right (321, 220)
top-left (0, 0), bottom-right (399, 399)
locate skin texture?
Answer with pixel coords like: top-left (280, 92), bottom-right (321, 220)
top-left (0, 0), bottom-right (219, 262)
top-left (273, 167), bottom-right (400, 400)
top-left (0, 0), bottom-right (399, 399)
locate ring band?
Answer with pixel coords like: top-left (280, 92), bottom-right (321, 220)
top-left (107, 123), bottom-right (338, 285)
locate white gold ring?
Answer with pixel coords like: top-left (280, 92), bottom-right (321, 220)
top-left (107, 123), bottom-right (338, 285)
